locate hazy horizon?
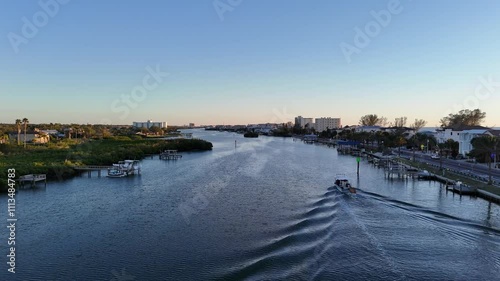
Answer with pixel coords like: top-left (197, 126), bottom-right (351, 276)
top-left (2, 1), bottom-right (500, 127)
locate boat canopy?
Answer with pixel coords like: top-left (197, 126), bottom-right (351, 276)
top-left (335, 174), bottom-right (349, 181)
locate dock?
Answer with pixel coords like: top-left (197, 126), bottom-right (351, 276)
top-left (445, 182), bottom-right (477, 195)
top-left (160, 150), bottom-right (183, 160)
top-left (477, 190), bottom-right (500, 203)
top-left (18, 174), bottom-right (47, 187)
top-left (72, 165), bottom-right (114, 177)
top-left (384, 162), bottom-right (419, 179)
top-left (325, 141), bottom-right (500, 203)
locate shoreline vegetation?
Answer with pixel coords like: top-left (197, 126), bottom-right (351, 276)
top-left (0, 137), bottom-right (212, 192)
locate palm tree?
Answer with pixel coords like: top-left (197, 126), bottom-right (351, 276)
top-left (15, 119), bottom-right (21, 145)
top-left (22, 118), bottom-right (29, 148)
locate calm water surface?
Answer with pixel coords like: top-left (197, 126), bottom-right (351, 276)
top-left (1, 129), bottom-right (499, 280)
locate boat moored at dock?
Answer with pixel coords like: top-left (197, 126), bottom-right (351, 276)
top-left (107, 160), bottom-right (141, 178)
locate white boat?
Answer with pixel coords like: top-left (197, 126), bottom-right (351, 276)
top-left (334, 174), bottom-right (357, 195)
top-left (417, 170), bottom-right (431, 178)
top-left (107, 169), bottom-right (127, 178)
top-left (107, 160), bottom-right (141, 178)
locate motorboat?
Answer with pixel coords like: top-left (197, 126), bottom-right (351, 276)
top-left (107, 169), bottom-right (127, 178)
top-left (334, 174), bottom-right (356, 195)
top-left (417, 170), bottom-right (435, 180)
top-left (417, 170), bottom-right (431, 177)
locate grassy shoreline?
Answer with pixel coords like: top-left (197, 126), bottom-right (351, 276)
top-left (0, 137), bottom-right (212, 192)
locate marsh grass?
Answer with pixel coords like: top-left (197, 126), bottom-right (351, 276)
top-left (0, 138), bottom-right (212, 191)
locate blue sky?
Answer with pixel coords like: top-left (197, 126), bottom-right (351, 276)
top-left (1, 0), bottom-right (500, 126)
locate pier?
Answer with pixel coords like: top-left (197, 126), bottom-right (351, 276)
top-left (72, 165), bottom-right (114, 177)
top-left (18, 174), bottom-right (47, 187)
top-left (445, 182), bottom-right (477, 195)
top-left (383, 162), bottom-right (419, 179)
top-left (160, 150), bottom-right (183, 160)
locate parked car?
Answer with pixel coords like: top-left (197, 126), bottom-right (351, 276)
top-left (431, 154), bottom-right (440, 159)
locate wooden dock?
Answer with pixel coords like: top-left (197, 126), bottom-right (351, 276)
top-left (445, 182), bottom-right (477, 195)
top-left (477, 190), bottom-right (500, 203)
top-left (18, 174), bottom-right (47, 187)
top-left (384, 163), bottom-right (419, 179)
top-left (71, 165), bottom-right (114, 177)
top-left (160, 150), bottom-right (182, 160)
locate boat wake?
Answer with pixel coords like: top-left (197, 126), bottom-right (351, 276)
top-left (358, 190), bottom-right (500, 237)
top-left (216, 188), bottom-right (414, 280)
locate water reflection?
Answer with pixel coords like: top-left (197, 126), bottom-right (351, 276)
top-left (0, 129), bottom-right (498, 280)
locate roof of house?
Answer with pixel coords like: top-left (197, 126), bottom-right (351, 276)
top-left (442, 125), bottom-right (490, 131)
top-left (39, 130), bottom-right (59, 134)
top-left (419, 131), bottom-right (435, 135)
top-left (357, 126), bottom-right (381, 129)
top-left (461, 129), bottom-right (489, 135)
top-left (488, 130), bottom-right (500, 137)
top-left (383, 126), bottom-right (415, 131)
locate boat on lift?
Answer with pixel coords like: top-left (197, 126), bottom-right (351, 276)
top-left (107, 160), bottom-right (141, 178)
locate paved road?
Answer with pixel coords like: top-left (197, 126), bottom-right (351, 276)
top-left (396, 149), bottom-right (500, 185)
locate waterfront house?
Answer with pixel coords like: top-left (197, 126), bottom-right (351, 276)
top-left (435, 125), bottom-right (492, 155)
top-left (489, 130), bottom-right (500, 138)
top-left (458, 129), bottom-right (492, 155)
top-left (458, 129), bottom-right (500, 155)
top-left (435, 128), bottom-right (461, 143)
top-left (39, 129), bottom-right (64, 139)
top-left (7, 131), bottom-right (49, 144)
top-left (435, 125), bottom-right (490, 144)
top-left (382, 127), bottom-right (416, 139)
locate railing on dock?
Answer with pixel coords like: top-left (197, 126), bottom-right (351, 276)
top-left (160, 150), bottom-right (183, 160)
top-left (18, 174), bottom-right (47, 187)
top-left (71, 165), bottom-right (114, 178)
